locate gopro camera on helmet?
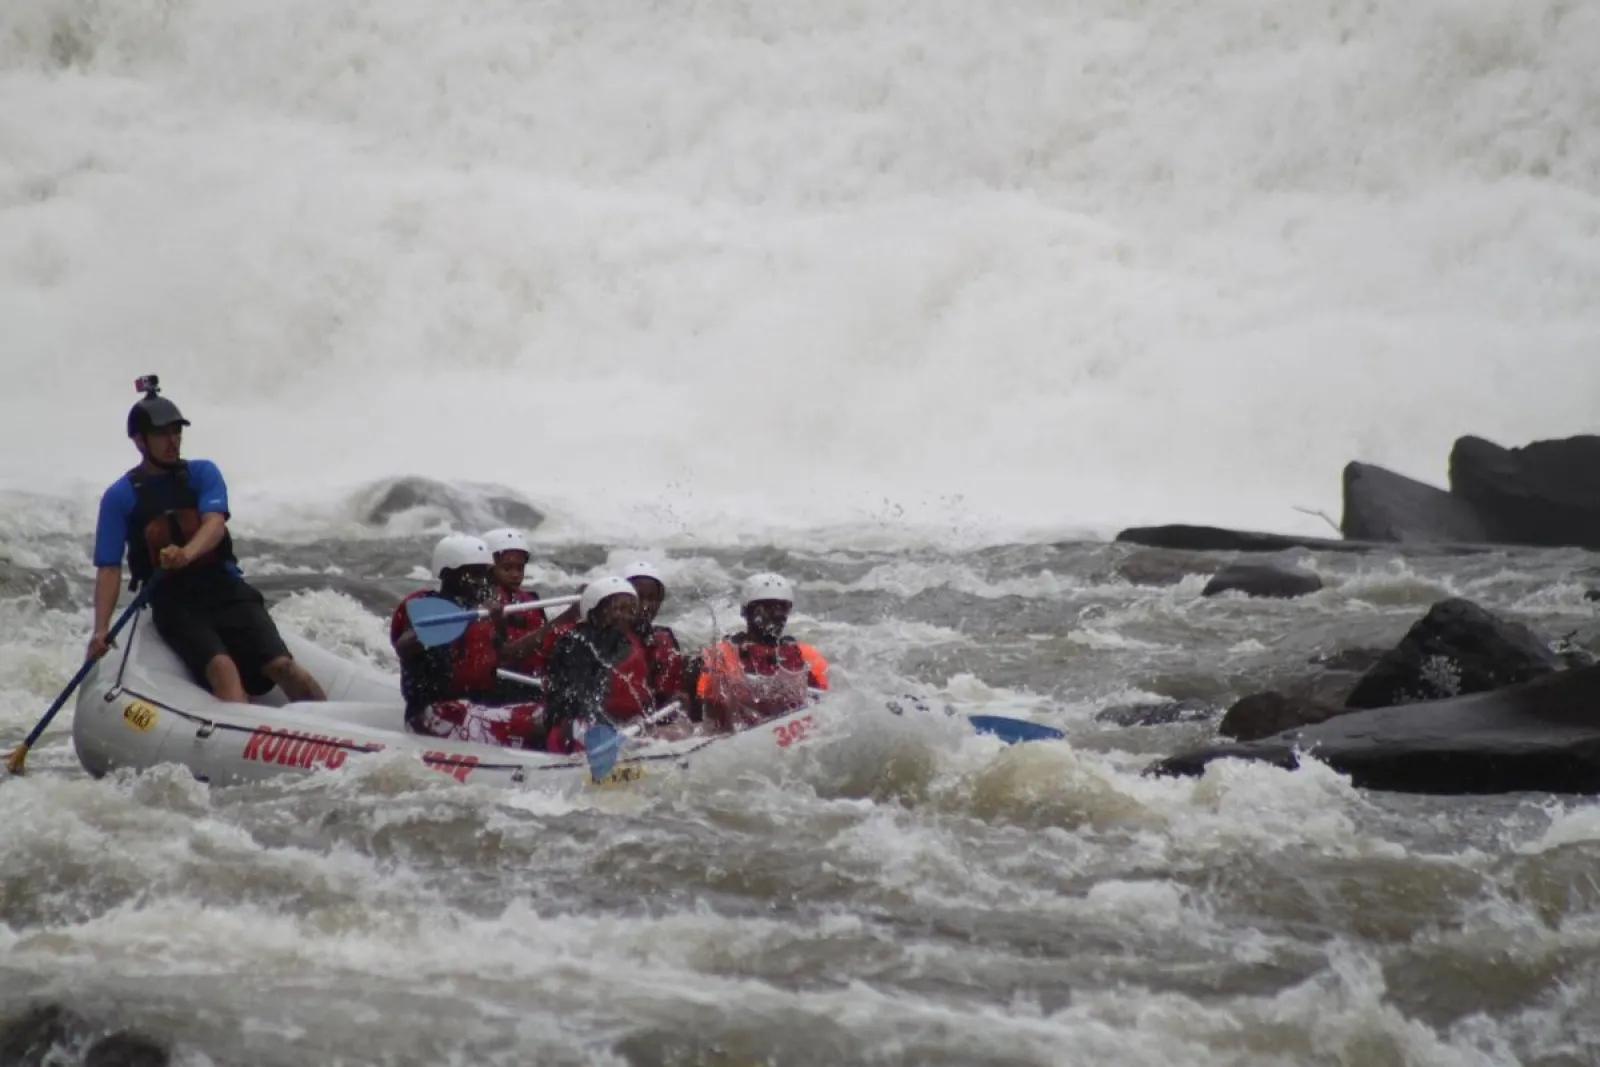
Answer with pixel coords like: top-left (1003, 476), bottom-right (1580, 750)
top-left (125, 376), bottom-right (189, 439)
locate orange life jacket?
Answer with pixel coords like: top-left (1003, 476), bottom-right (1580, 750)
top-left (696, 635), bottom-right (828, 724)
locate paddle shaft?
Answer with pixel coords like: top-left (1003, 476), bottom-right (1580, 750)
top-left (413, 593), bottom-right (579, 630)
top-left (7, 581), bottom-right (156, 774)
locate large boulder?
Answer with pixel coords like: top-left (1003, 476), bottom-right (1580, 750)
top-left (1343, 598), bottom-right (1564, 710)
top-left (1147, 664), bottom-right (1600, 795)
top-left (1201, 563), bottom-right (1323, 600)
top-left (1114, 525), bottom-right (1367, 554)
top-left (1339, 462), bottom-right (1491, 544)
top-left (1448, 435), bottom-right (1600, 550)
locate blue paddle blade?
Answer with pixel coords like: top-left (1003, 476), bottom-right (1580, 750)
top-left (583, 723), bottom-right (622, 782)
top-left (967, 715), bottom-right (1064, 745)
top-left (405, 597), bottom-right (478, 648)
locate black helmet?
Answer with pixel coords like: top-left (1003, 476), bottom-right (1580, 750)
top-left (126, 376), bottom-right (191, 438)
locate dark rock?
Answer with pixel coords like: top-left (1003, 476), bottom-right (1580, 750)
top-left (1449, 435), bottom-right (1600, 550)
top-left (354, 477), bottom-right (544, 532)
top-left (1114, 524), bottom-right (1367, 554)
top-left (1344, 598), bottom-right (1564, 710)
top-left (1585, 588), bottom-right (1599, 602)
top-left (250, 573), bottom-right (401, 618)
top-left (85, 1032), bottom-right (169, 1067)
top-left (1147, 663), bottom-right (1600, 795)
top-left (0, 1006), bottom-right (167, 1067)
top-left (1201, 563), bottom-right (1323, 600)
top-left (1219, 691), bottom-right (1350, 742)
top-left (1340, 461), bottom-right (1492, 544)
top-left (1113, 549), bottom-right (1214, 587)
top-left (1094, 699), bottom-right (1216, 727)
top-left (0, 1004), bottom-right (78, 1067)
top-left (1115, 524), bottom-right (1498, 556)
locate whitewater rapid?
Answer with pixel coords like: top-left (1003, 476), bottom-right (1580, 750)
top-left (4, 0), bottom-right (1598, 545)
top-left (3, 6), bottom-right (1600, 1061)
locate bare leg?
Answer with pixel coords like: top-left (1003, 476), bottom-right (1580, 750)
top-left (204, 655), bottom-right (249, 704)
top-left (263, 656), bottom-right (327, 702)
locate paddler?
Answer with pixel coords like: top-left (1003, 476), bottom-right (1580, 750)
top-left (620, 560), bottom-right (690, 712)
top-left (481, 527), bottom-right (578, 684)
top-left (541, 577), bottom-right (654, 753)
top-left (390, 534), bottom-right (543, 748)
top-left (88, 376), bottom-right (325, 704)
top-left (695, 573), bottom-right (829, 732)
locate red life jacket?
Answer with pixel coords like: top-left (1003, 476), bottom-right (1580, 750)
top-left (697, 635), bottom-right (829, 724)
top-left (640, 625), bottom-right (686, 707)
top-left (602, 630), bottom-right (652, 722)
top-left (391, 590), bottom-right (500, 707)
top-left (496, 587), bottom-right (550, 674)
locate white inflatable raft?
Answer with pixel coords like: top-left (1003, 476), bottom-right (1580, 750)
top-left (71, 608), bottom-right (825, 792)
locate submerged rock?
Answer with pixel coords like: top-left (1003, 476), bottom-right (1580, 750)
top-left (0, 563), bottom-right (75, 609)
top-left (354, 476), bottom-right (543, 532)
top-left (1218, 691), bottom-right (1349, 742)
top-left (1148, 664), bottom-right (1600, 795)
top-left (1113, 549), bottom-right (1214, 587)
top-left (1343, 598), bottom-right (1564, 710)
top-left (1200, 563), bottom-right (1323, 600)
top-left (0, 1005), bottom-right (168, 1067)
top-left (1094, 699), bottom-right (1216, 727)
top-left (85, 1033), bottom-right (169, 1067)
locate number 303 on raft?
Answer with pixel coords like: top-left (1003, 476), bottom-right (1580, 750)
top-left (772, 715), bottom-right (816, 748)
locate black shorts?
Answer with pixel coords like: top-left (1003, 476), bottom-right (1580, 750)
top-left (151, 576), bottom-right (291, 697)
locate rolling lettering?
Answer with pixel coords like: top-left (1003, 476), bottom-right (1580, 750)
top-left (241, 727), bottom-right (357, 771)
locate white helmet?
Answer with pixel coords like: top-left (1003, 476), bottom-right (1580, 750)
top-left (481, 528), bottom-right (530, 558)
top-left (580, 576), bottom-right (638, 619)
top-left (741, 572), bottom-right (794, 607)
top-left (431, 534), bottom-right (493, 577)
top-left (620, 560), bottom-right (665, 586)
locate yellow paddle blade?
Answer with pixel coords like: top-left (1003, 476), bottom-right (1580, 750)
top-left (5, 743), bottom-right (29, 776)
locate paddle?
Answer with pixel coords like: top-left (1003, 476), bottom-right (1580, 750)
top-left (488, 671), bottom-right (624, 781)
top-left (581, 703), bottom-right (687, 782)
top-left (581, 719), bottom-right (622, 782)
top-left (492, 662), bottom-right (623, 780)
top-left (967, 715), bottom-right (1065, 744)
top-left (885, 696), bottom-right (1065, 745)
top-left (406, 594), bottom-right (579, 649)
top-left (6, 580), bottom-right (158, 776)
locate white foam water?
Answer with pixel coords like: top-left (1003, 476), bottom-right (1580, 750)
top-left (3, 0), bottom-right (1598, 545)
top-left (3, 2), bottom-right (1600, 1063)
